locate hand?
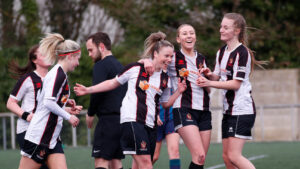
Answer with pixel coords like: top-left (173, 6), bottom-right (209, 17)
top-left (199, 68), bottom-right (212, 77)
top-left (86, 114), bottom-right (94, 128)
top-left (65, 105), bottom-right (82, 115)
top-left (143, 59), bottom-right (154, 76)
top-left (66, 99), bottom-right (76, 107)
top-left (157, 115), bottom-right (163, 126)
top-left (26, 113), bottom-right (34, 122)
top-left (74, 83), bottom-right (88, 96)
top-left (177, 78), bottom-right (187, 93)
top-left (68, 115), bottom-right (79, 127)
top-left (196, 76), bottom-right (211, 87)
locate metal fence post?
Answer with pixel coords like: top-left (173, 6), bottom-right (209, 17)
top-left (2, 118), bottom-right (7, 150)
top-left (10, 114), bottom-right (15, 149)
top-left (260, 106), bottom-right (264, 141)
top-left (87, 127), bottom-right (91, 147)
top-left (72, 127), bottom-right (77, 147)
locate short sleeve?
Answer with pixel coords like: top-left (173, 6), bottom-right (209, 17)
top-left (116, 63), bottom-right (140, 85)
top-left (233, 49), bottom-right (249, 81)
top-left (10, 76), bottom-right (31, 101)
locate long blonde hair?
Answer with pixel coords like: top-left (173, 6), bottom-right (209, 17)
top-left (39, 33), bottom-right (80, 65)
top-left (142, 31), bottom-right (174, 59)
top-left (224, 13), bottom-right (267, 71)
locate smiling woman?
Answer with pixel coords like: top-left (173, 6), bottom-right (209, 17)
top-left (18, 33), bottom-right (82, 169)
top-left (196, 13), bottom-right (266, 169)
top-left (74, 31), bottom-right (187, 169)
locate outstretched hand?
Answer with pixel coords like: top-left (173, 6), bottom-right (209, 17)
top-left (74, 83), bottom-right (88, 96)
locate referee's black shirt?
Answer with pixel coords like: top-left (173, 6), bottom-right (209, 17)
top-left (87, 55), bottom-right (127, 117)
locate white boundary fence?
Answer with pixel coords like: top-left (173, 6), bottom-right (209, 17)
top-left (1, 104), bottom-right (300, 150)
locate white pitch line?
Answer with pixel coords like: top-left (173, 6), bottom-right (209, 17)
top-left (206, 154), bottom-right (268, 169)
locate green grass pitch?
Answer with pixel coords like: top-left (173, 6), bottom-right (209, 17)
top-left (1, 141), bottom-right (299, 169)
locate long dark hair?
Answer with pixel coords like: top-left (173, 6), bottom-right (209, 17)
top-left (8, 44), bottom-right (39, 79)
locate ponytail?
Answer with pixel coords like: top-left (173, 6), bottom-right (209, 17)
top-left (39, 33), bottom-right (80, 65)
top-left (142, 31), bottom-right (173, 59)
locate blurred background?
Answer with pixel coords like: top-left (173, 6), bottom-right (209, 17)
top-left (0, 0), bottom-right (299, 149)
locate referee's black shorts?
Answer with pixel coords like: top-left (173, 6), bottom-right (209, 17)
top-left (92, 114), bottom-right (124, 160)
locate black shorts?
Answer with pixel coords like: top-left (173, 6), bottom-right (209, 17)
top-left (173, 107), bottom-right (212, 131)
top-left (92, 115), bottom-right (124, 160)
top-left (222, 114), bottom-right (256, 140)
top-left (21, 140), bottom-right (64, 164)
top-left (17, 131), bottom-right (26, 150)
top-left (120, 122), bottom-right (156, 159)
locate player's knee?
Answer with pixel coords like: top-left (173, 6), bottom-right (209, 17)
top-left (168, 146), bottom-right (180, 158)
top-left (222, 152), bottom-right (230, 163)
top-left (227, 152), bottom-right (239, 164)
top-left (195, 152), bottom-right (206, 164)
top-left (138, 158), bottom-right (152, 169)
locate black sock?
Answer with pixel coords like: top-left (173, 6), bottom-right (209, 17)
top-left (95, 167), bottom-right (106, 169)
top-left (189, 161), bottom-right (203, 169)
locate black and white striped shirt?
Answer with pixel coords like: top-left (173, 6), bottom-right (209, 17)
top-left (10, 71), bottom-right (43, 134)
top-left (116, 63), bottom-right (171, 128)
top-left (214, 44), bottom-right (256, 115)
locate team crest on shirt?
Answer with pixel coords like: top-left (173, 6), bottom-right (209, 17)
top-left (228, 58), bottom-right (234, 66)
top-left (61, 94), bottom-right (69, 103)
top-left (179, 68), bottom-right (189, 78)
top-left (162, 79), bottom-right (167, 88)
top-left (186, 113), bottom-right (193, 121)
top-left (139, 80), bottom-right (150, 91)
top-left (198, 63), bottom-right (203, 69)
top-left (140, 141), bottom-right (147, 151)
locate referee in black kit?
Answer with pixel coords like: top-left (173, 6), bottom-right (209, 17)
top-left (85, 32), bottom-right (127, 169)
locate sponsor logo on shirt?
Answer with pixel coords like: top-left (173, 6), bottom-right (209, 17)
top-left (139, 80), bottom-right (162, 94)
top-left (139, 80), bottom-right (150, 91)
top-left (179, 68), bottom-right (189, 77)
